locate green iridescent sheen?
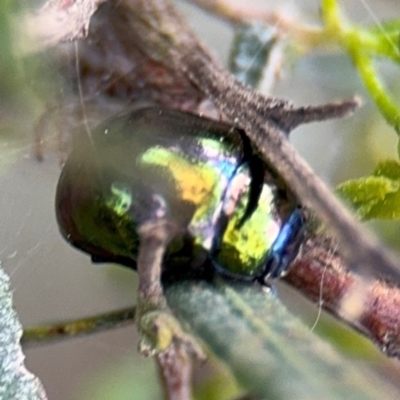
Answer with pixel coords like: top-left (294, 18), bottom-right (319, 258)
top-left (141, 145), bottom-right (228, 250)
top-left (56, 107), bottom-right (299, 279)
top-left (215, 178), bottom-right (280, 277)
top-left (72, 182), bottom-right (139, 261)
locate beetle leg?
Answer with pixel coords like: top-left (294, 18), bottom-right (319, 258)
top-left (136, 219), bottom-right (169, 312)
top-left (136, 219), bottom-right (204, 359)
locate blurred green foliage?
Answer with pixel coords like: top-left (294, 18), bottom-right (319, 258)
top-left (320, 0), bottom-right (400, 134)
top-left (338, 160), bottom-right (400, 220)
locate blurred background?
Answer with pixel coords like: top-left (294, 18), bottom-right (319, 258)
top-left (1, 0), bottom-right (400, 399)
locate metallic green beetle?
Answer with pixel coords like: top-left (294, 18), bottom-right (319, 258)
top-left (56, 107), bottom-right (304, 282)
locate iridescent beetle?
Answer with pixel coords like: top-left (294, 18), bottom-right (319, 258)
top-left (56, 107), bottom-right (304, 280)
top-left (55, 107), bottom-right (304, 353)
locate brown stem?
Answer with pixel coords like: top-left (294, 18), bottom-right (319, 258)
top-left (156, 345), bottom-right (193, 400)
top-left (285, 235), bottom-right (400, 358)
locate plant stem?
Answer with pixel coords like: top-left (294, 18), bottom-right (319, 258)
top-left (22, 307), bottom-right (135, 346)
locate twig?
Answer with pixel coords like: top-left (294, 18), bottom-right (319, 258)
top-left (285, 236), bottom-right (400, 358)
top-left (156, 345), bottom-right (194, 400)
top-left (21, 307), bottom-right (135, 347)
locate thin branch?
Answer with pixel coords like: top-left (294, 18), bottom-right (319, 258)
top-left (277, 98), bottom-right (362, 131)
top-left (285, 235), bottom-right (400, 358)
top-left (21, 307), bottom-right (135, 347)
top-left (156, 345), bottom-right (194, 400)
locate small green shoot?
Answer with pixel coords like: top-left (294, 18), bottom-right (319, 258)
top-left (337, 160), bottom-right (400, 220)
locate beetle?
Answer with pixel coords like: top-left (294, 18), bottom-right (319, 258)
top-left (55, 107), bottom-right (305, 354)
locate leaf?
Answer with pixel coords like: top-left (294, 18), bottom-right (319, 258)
top-left (0, 263), bottom-right (47, 399)
top-left (166, 279), bottom-right (399, 400)
top-left (337, 160), bottom-right (400, 220)
top-left (337, 176), bottom-right (399, 218)
top-left (373, 159), bottom-right (400, 180)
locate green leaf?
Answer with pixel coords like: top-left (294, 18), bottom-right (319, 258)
top-left (337, 160), bottom-right (400, 220)
top-left (194, 364), bottom-right (242, 400)
top-left (165, 279), bottom-right (399, 400)
top-left (337, 176), bottom-right (399, 218)
top-left (311, 312), bottom-right (382, 360)
top-left (0, 264), bottom-right (47, 399)
top-left (373, 159), bottom-right (400, 179)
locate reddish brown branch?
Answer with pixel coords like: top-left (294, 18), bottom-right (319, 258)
top-left (285, 236), bottom-right (400, 358)
top-left (156, 345), bottom-right (193, 400)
